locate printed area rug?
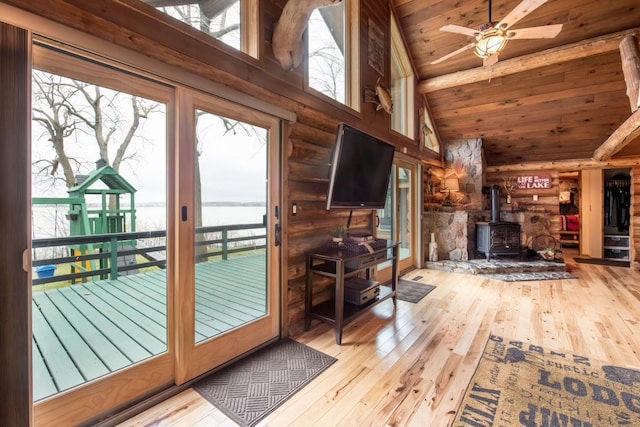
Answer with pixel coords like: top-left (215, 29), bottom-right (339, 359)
top-left (451, 335), bottom-right (640, 427)
top-left (194, 339), bottom-right (336, 427)
top-left (396, 278), bottom-right (436, 303)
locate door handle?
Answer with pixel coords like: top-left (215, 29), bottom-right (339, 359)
top-left (275, 223), bottom-right (281, 247)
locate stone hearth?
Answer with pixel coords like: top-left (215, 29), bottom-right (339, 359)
top-left (424, 258), bottom-right (577, 281)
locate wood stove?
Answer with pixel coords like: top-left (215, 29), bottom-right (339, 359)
top-left (476, 221), bottom-right (521, 261)
top-left (476, 184), bottom-right (522, 261)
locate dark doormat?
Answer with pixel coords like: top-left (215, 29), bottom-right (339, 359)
top-left (452, 335), bottom-right (640, 426)
top-left (575, 257), bottom-right (630, 267)
top-left (395, 279), bottom-right (436, 303)
top-left (193, 339), bottom-right (336, 427)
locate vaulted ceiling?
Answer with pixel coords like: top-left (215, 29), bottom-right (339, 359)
top-left (392, 0), bottom-right (640, 167)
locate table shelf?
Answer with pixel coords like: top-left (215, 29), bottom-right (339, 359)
top-left (305, 240), bottom-right (398, 345)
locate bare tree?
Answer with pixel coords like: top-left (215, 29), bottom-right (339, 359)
top-left (158, 2), bottom-right (240, 44)
top-left (32, 70), bottom-right (160, 192)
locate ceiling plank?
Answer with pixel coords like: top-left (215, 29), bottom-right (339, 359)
top-left (593, 108), bottom-right (640, 161)
top-left (419, 27), bottom-right (640, 93)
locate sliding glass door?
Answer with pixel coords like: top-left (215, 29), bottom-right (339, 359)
top-left (29, 44), bottom-right (281, 425)
top-left (376, 159), bottom-right (419, 281)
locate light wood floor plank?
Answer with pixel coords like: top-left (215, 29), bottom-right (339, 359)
top-left (119, 251), bottom-right (640, 426)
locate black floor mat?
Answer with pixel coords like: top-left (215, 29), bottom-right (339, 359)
top-left (193, 339), bottom-right (336, 426)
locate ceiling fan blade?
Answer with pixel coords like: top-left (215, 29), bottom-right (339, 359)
top-left (439, 24), bottom-right (478, 38)
top-left (483, 54), bottom-right (499, 68)
top-left (430, 43), bottom-right (476, 64)
top-left (507, 24), bottom-right (563, 39)
top-left (497, 0), bottom-right (549, 30)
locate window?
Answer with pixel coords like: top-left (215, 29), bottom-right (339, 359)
top-left (144, 0), bottom-right (258, 57)
top-left (307, 0), bottom-right (359, 108)
top-left (390, 16), bottom-right (414, 137)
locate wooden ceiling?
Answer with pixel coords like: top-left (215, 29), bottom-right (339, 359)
top-left (392, 0), bottom-right (640, 167)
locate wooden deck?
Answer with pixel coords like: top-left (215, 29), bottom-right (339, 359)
top-left (32, 254), bottom-right (266, 402)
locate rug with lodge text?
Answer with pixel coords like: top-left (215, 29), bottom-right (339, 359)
top-left (194, 339), bottom-right (336, 426)
top-left (451, 335), bottom-right (640, 427)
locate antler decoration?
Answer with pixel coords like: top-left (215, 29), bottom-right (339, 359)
top-left (272, 0), bottom-right (342, 71)
top-left (502, 176), bottom-right (516, 195)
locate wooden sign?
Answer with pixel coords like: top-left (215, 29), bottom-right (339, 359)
top-left (516, 174), bottom-right (552, 189)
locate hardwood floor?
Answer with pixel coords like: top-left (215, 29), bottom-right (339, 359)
top-left (119, 252), bottom-right (640, 426)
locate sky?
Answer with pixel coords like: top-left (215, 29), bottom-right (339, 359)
top-left (31, 74), bottom-right (268, 205)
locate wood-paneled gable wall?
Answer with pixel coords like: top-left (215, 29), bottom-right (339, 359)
top-left (0, 0), bottom-right (435, 334)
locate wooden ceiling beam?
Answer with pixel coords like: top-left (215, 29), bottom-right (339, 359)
top-left (419, 27), bottom-right (640, 93)
top-left (592, 36), bottom-right (640, 161)
top-left (619, 35), bottom-right (640, 112)
top-left (486, 157), bottom-right (640, 173)
top-left (592, 108), bottom-right (640, 161)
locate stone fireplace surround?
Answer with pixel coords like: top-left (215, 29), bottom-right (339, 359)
top-left (425, 138), bottom-right (554, 261)
top-left (423, 209), bottom-right (553, 261)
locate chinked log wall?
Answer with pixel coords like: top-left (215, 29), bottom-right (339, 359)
top-left (487, 165), bottom-right (639, 270)
top-left (485, 170), bottom-right (561, 240)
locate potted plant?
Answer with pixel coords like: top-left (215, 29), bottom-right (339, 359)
top-left (329, 224), bottom-right (348, 242)
top-left (537, 247), bottom-right (556, 260)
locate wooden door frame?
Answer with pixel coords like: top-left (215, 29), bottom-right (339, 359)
top-left (175, 88), bottom-right (281, 384)
top-left (377, 157), bottom-right (420, 282)
top-left (0, 21), bottom-right (32, 427)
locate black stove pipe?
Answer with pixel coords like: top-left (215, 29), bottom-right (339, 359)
top-left (490, 184), bottom-right (500, 222)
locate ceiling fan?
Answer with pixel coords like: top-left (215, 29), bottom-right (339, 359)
top-left (431, 0), bottom-right (563, 67)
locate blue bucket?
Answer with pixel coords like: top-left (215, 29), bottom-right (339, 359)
top-left (36, 265), bottom-right (57, 279)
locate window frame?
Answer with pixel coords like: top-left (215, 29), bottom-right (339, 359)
top-left (140, 0), bottom-right (260, 60)
top-left (304, 0), bottom-right (360, 111)
top-left (389, 15), bottom-right (414, 138)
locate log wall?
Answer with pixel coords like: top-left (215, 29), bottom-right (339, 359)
top-left (486, 170), bottom-right (562, 242)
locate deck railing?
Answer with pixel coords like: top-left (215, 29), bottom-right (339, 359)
top-left (31, 223), bottom-right (266, 286)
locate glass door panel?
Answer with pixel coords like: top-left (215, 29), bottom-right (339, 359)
top-left (177, 91), bottom-right (280, 383)
top-left (31, 46), bottom-right (174, 425)
top-left (193, 109), bottom-right (268, 343)
top-left (377, 160), bottom-right (418, 280)
top-left (398, 166), bottom-right (413, 264)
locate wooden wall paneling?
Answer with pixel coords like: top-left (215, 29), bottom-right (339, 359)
top-left (0, 21), bottom-right (32, 427)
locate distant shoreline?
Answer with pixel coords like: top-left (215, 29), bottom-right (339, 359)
top-left (33, 201), bottom-right (266, 208)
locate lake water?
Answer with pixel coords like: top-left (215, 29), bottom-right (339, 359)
top-left (32, 205), bottom-right (267, 239)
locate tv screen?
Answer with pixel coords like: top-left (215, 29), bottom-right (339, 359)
top-left (326, 123), bottom-right (395, 210)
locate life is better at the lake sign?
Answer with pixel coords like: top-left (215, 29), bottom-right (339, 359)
top-left (516, 174), bottom-right (552, 190)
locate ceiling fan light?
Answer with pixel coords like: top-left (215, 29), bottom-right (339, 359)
top-left (474, 35), bottom-right (508, 59)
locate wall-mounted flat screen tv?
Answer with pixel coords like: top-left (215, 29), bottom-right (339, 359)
top-left (326, 123), bottom-right (395, 210)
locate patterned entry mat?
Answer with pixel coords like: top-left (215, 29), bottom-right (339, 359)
top-left (193, 339), bottom-right (337, 426)
top-left (395, 279), bottom-right (436, 303)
